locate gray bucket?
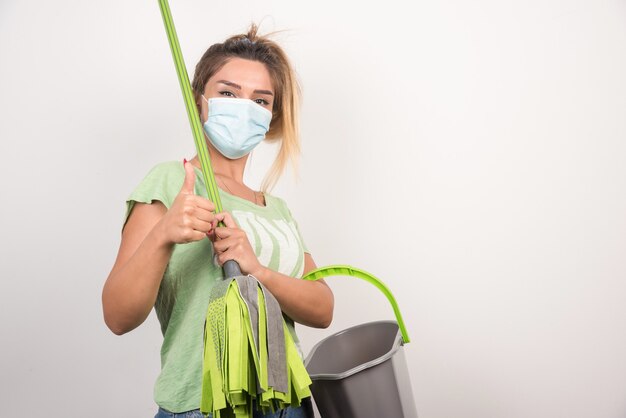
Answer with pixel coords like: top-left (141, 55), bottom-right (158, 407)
top-left (304, 320), bottom-right (418, 418)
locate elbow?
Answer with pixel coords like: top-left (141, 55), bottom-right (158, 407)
top-left (315, 298), bottom-right (334, 329)
top-left (318, 313), bottom-right (332, 329)
top-left (300, 300), bottom-right (333, 329)
top-left (102, 288), bottom-right (138, 336)
top-left (319, 289), bottom-right (335, 328)
top-left (106, 320), bottom-right (130, 336)
top-left (103, 312), bottom-right (131, 336)
top-left (102, 298), bottom-right (136, 336)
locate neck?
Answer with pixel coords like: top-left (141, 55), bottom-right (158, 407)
top-left (191, 143), bottom-right (248, 184)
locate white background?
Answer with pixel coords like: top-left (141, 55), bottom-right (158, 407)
top-left (1, 0), bottom-right (625, 417)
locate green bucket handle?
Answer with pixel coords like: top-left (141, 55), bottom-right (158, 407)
top-left (302, 265), bottom-right (410, 344)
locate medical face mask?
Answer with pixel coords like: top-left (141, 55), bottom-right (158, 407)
top-left (202, 96), bottom-right (272, 159)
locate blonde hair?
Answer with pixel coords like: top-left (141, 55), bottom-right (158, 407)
top-left (191, 24), bottom-right (301, 192)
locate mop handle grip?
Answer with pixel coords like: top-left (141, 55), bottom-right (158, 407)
top-left (223, 259), bottom-right (242, 279)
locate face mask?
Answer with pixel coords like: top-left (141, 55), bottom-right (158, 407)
top-left (202, 96), bottom-right (272, 159)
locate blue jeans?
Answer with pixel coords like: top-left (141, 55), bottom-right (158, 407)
top-left (155, 402), bottom-right (311, 418)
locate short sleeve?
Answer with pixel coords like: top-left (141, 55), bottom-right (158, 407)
top-left (273, 197), bottom-right (310, 255)
top-left (290, 212), bottom-right (309, 255)
top-left (123, 161), bottom-right (185, 227)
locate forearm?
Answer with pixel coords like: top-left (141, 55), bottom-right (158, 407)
top-left (102, 224), bottom-right (174, 335)
top-left (253, 267), bottom-right (334, 328)
top-left (210, 213), bottom-right (334, 328)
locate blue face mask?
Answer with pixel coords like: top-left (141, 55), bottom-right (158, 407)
top-left (202, 96), bottom-right (272, 160)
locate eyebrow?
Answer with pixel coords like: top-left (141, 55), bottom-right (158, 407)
top-left (217, 80), bottom-right (274, 96)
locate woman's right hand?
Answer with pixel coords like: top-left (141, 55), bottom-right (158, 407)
top-left (103, 160), bottom-right (216, 334)
top-left (157, 160), bottom-right (216, 245)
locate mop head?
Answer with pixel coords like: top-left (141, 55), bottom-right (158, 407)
top-left (201, 275), bottom-right (312, 418)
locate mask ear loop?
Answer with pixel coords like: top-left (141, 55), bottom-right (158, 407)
top-left (201, 95), bottom-right (210, 122)
top-left (247, 149), bottom-right (254, 173)
top-left (200, 95), bottom-right (214, 148)
top-left (242, 145), bottom-right (254, 189)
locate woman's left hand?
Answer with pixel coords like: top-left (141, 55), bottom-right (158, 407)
top-left (211, 212), bottom-right (264, 277)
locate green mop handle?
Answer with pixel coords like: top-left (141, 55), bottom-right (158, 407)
top-left (158, 0), bottom-right (241, 279)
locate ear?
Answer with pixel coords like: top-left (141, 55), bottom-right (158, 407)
top-left (194, 93), bottom-right (202, 110)
top-left (266, 112), bottom-right (281, 139)
top-left (196, 95), bottom-right (207, 122)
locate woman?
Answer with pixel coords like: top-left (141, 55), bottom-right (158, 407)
top-left (102, 24), bottom-right (334, 418)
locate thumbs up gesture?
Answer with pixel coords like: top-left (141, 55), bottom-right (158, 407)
top-left (180, 157), bottom-right (197, 195)
top-left (159, 159), bottom-right (216, 244)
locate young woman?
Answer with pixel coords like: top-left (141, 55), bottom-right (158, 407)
top-left (102, 25), bottom-right (334, 418)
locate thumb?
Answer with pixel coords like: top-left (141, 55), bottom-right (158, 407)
top-left (181, 159), bottom-right (196, 195)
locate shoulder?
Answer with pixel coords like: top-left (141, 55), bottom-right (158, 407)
top-left (127, 161), bottom-right (185, 208)
top-left (137, 161), bottom-right (185, 189)
top-left (142, 160), bottom-right (185, 180)
top-left (264, 193), bottom-right (295, 219)
top-left (264, 192), bottom-right (286, 208)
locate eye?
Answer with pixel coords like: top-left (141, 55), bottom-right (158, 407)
top-left (254, 98), bottom-right (270, 106)
top-left (219, 90), bottom-right (236, 98)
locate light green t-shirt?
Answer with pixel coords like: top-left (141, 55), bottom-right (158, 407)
top-left (124, 161), bottom-right (309, 413)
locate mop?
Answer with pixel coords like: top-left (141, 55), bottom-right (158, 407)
top-left (157, 1), bottom-right (311, 416)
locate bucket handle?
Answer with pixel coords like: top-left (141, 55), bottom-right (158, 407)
top-left (302, 265), bottom-right (410, 344)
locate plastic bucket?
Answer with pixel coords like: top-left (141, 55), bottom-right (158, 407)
top-left (304, 320), bottom-right (418, 418)
top-left (302, 265), bottom-right (417, 418)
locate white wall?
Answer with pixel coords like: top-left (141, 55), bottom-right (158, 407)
top-left (1, 0), bottom-right (625, 417)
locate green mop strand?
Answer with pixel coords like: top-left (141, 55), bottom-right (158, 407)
top-left (157, 1), bottom-right (312, 417)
